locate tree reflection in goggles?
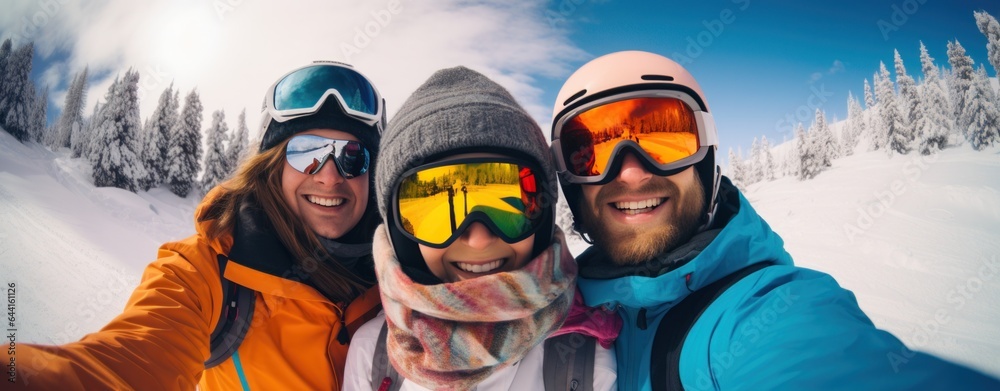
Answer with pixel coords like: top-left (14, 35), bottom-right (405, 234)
top-left (285, 134), bottom-right (370, 178)
top-left (559, 97), bottom-right (699, 177)
top-left (394, 159), bottom-right (544, 248)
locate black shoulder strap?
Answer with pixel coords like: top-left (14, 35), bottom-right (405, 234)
top-left (543, 333), bottom-right (596, 391)
top-left (650, 261), bottom-right (774, 391)
top-left (205, 255), bottom-right (257, 369)
top-left (371, 321), bottom-right (403, 391)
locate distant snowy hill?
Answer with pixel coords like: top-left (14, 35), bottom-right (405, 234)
top-left (3, 125), bottom-right (999, 378)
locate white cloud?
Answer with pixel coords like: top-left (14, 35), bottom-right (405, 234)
top-left (2, 0), bottom-right (587, 140)
top-left (807, 60), bottom-right (846, 84)
top-left (828, 59), bottom-right (845, 74)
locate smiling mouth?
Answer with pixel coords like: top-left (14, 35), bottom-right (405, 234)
top-left (453, 259), bottom-right (506, 274)
top-left (307, 195), bottom-right (345, 207)
top-left (612, 197), bottom-right (665, 215)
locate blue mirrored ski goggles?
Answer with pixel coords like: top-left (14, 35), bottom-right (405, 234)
top-left (265, 62), bottom-right (384, 128)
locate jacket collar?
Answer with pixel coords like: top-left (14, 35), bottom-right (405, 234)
top-left (576, 178), bottom-right (794, 310)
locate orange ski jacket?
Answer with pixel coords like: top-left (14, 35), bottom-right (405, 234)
top-left (13, 189), bottom-right (381, 390)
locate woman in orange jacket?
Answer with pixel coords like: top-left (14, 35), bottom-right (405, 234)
top-left (12, 62), bottom-right (386, 390)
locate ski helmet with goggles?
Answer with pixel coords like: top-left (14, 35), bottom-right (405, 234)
top-left (550, 51), bottom-right (721, 234)
top-left (258, 61), bottom-right (386, 153)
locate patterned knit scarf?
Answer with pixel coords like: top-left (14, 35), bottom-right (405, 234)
top-left (373, 225), bottom-right (577, 391)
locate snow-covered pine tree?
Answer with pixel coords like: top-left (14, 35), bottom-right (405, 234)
top-left (74, 100), bottom-right (100, 159)
top-left (975, 10), bottom-right (1000, 77)
top-left (0, 38), bottom-right (11, 117)
top-left (85, 76), bottom-right (119, 162)
top-left (166, 89), bottom-right (204, 197)
top-left (911, 82), bottom-right (936, 154)
top-left (760, 135), bottom-right (776, 181)
top-left (136, 117), bottom-right (156, 191)
top-left (947, 40), bottom-right (976, 138)
top-left (1, 42), bottom-right (36, 141)
top-left (226, 108), bottom-right (250, 175)
top-left (201, 109), bottom-right (229, 195)
top-left (53, 67), bottom-right (89, 149)
top-left (782, 146), bottom-right (795, 177)
top-left (726, 147), bottom-right (746, 189)
top-left (797, 123), bottom-right (820, 180)
top-left (918, 42), bottom-right (952, 154)
top-left (555, 199), bottom-right (580, 239)
top-left (140, 84), bottom-right (179, 190)
top-left (863, 78), bottom-right (878, 150)
top-left (90, 69), bottom-right (147, 192)
top-left (747, 137), bottom-right (762, 184)
top-left (965, 65), bottom-right (1000, 150)
top-left (813, 109), bottom-right (837, 165)
top-left (876, 62), bottom-right (903, 155)
top-left (29, 84), bottom-right (47, 143)
top-left (0, 38), bottom-right (10, 66)
top-left (893, 50), bottom-right (917, 154)
top-left (844, 92), bottom-right (862, 155)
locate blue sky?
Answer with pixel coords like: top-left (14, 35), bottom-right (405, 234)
top-left (5, 0), bottom-right (1000, 156)
top-left (538, 0), bottom-right (1000, 153)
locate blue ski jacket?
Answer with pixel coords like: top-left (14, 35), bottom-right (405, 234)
top-left (576, 180), bottom-right (999, 390)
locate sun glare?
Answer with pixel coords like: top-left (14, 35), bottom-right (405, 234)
top-left (151, 7), bottom-right (221, 78)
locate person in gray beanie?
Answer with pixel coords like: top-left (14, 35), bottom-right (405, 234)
top-left (343, 66), bottom-right (620, 391)
top-left (375, 65), bottom-right (559, 283)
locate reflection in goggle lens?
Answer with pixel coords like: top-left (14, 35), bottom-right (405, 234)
top-left (285, 134), bottom-right (370, 178)
top-left (396, 161), bottom-right (543, 247)
top-left (560, 97), bottom-right (700, 177)
top-left (273, 65), bottom-right (379, 116)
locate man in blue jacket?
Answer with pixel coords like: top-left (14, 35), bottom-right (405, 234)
top-left (549, 50), bottom-right (1000, 390)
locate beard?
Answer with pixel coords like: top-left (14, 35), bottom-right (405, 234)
top-left (579, 174), bottom-right (706, 266)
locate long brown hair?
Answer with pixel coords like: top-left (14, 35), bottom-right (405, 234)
top-left (202, 139), bottom-right (372, 303)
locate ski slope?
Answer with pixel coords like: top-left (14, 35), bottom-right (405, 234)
top-left (2, 128), bottom-right (999, 378)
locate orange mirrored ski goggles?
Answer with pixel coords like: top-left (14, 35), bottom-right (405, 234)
top-left (552, 93), bottom-right (716, 184)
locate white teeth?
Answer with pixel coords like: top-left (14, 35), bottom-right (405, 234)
top-left (307, 195), bottom-right (345, 207)
top-left (614, 198), bottom-right (663, 212)
top-left (455, 259), bottom-right (504, 273)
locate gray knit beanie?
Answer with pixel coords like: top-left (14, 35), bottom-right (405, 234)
top-left (376, 66), bottom-right (557, 282)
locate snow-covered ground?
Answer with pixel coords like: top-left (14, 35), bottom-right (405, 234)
top-left (3, 128), bottom-right (999, 378)
top-left (749, 146), bottom-right (1000, 377)
top-left (0, 130), bottom-right (199, 346)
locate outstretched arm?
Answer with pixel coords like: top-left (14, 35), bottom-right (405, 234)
top-left (687, 268), bottom-right (1000, 390)
top-left (11, 238), bottom-right (220, 390)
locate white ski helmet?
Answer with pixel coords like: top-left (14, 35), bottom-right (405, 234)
top-left (550, 50), bottom-right (721, 233)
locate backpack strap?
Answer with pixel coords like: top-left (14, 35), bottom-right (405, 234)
top-left (650, 261), bottom-right (775, 391)
top-left (543, 333), bottom-right (597, 391)
top-left (371, 321), bottom-right (403, 391)
top-left (205, 254), bottom-right (257, 369)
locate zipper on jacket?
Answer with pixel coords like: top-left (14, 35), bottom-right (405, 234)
top-left (337, 317), bottom-right (350, 345)
top-left (637, 307), bottom-right (648, 330)
top-left (619, 305), bottom-right (643, 391)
